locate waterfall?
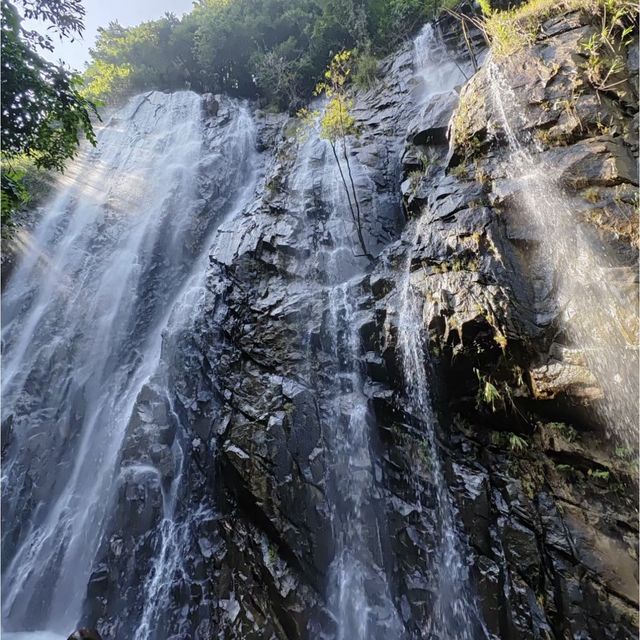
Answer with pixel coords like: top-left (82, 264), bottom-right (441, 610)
top-left (396, 219), bottom-right (483, 640)
top-left (390, 23), bottom-right (486, 639)
top-left (5, 16), bottom-right (632, 640)
top-left (287, 110), bottom-right (402, 638)
top-left (486, 61), bottom-right (639, 444)
top-left (413, 24), bottom-right (471, 98)
top-left (1, 91), bottom-right (259, 637)
top-left (130, 104), bottom-right (259, 640)
top-left (325, 282), bottom-right (386, 640)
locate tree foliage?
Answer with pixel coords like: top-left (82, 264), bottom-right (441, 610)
top-left (1, 0), bottom-right (97, 223)
top-left (82, 0), bottom-right (446, 109)
top-left (83, 14), bottom-right (199, 102)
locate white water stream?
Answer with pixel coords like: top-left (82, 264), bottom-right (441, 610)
top-left (487, 60), bottom-right (638, 444)
top-left (2, 91), bottom-right (259, 638)
top-left (287, 105), bottom-right (402, 638)
top-left (396, 219), bottom-right (481, 640)
top-left (394, 23), bottom-right (485, 639)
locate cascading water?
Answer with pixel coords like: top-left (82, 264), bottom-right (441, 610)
top-left (486, 60), bottom-right (639, 444)
top-left (396, 219), bottom-right (483, 640)
top-left (390, 22), bottom-right (486, 639)
top-left (127, 101), bottom-right (260, 640)
top-left (413, 23), bottom-right (471, 97)
top-left (1, 91), bottom-right (260, 638)
top-left (6, 17), bottom-right (630, 640)
top-left (287, 113), bottom-right (402, 638)
top-left (325, 282), bottom-right (389, 640)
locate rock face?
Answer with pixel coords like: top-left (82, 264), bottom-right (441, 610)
top-left (2, 8), bottom-right (637, 640)
top-left (371, 9), bottom-right (639, 640)
top-left (160, 10), bottom-right (636, 639)
top-left (86, 11), bottom-right (636, 640)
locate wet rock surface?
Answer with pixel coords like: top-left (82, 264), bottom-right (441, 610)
top-left (2, 10), bottom-right (636, 640)
top-left (369, 8), bottom-right (638, 640)
top-left (189, 11), bottom-right (638, 638)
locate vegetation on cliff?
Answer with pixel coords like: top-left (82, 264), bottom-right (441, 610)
top-left (451, 0), bottom-right (638, 155)
top-left (479, 0), bottom-right (636, 59)
top-left (299, 50), bottom-right (373, 259)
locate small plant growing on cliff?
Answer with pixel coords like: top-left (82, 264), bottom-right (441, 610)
top-left (615, 446), bottom-right (634, 460)
top-left (418, 439), bottom-right (433, 472)
top-left (508, 433), bottom-right (529, 452)
top-left (581, 21), bottom-right (632, 92)
top-left (588, 468), bottom-right (610, 481)
top-left (450, 163), bottom-right (469, 178)
top-left (417, 151), bottom-right (431, 172)
top-left (408, 169), bottom-right (424, 193)
top-left (353, 48), bottom-right (379, 89)
top-left (479, 0), bottom-right (637, 59)
top-left (473, 162), bottom-right (491, 188)
top-left (483, 382), bottom-right (500, 409)
top-left (302, 50), bottom-right (372, 260)
top-left (490, 430), bottom-right (529, 452)
top-left (493, 328), bottom-right (508, 351)
top-left (266, 544), bottom-right (278, 564)
top-left (583, 187), bottom-right (600, 203)
top-left (475, 369), bottom-right (502, 411)
top-left (547, 421), bottom-right (577, 442)
top-left (478, 0), bottom-right (493, 15)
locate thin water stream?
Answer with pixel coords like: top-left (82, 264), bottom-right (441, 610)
top-left (288, 109), bottom-right (402, 638)
top-left (396, 218), bottom-right (482, 640)
top-left (391, 23), bottom-right (487, 639)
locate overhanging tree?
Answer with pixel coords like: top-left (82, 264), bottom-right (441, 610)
top-left (1, 0), bottom-right (98, 223)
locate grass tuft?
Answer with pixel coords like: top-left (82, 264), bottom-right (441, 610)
top-left (482, 0), bottom-right (637, 59)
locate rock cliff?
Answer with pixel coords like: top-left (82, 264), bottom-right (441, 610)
top-left (140, 6), bottom-right (637, 639)
top-left (2, 5), bottom-right (637, 640)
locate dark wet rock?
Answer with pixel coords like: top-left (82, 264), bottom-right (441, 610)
top-left (67, 629), bottom-right (103, 640)
top-left (63, 8), bottom-right (639, 640)
top-left (547, 137), bottom-right (639, 189)
top-left (368, 7), bottom-right (638, 640)
top-left (407, 89), bottom-right (460, 145)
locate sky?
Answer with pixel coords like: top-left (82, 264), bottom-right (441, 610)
top-left (27, 0), bottom-right (196, 70)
